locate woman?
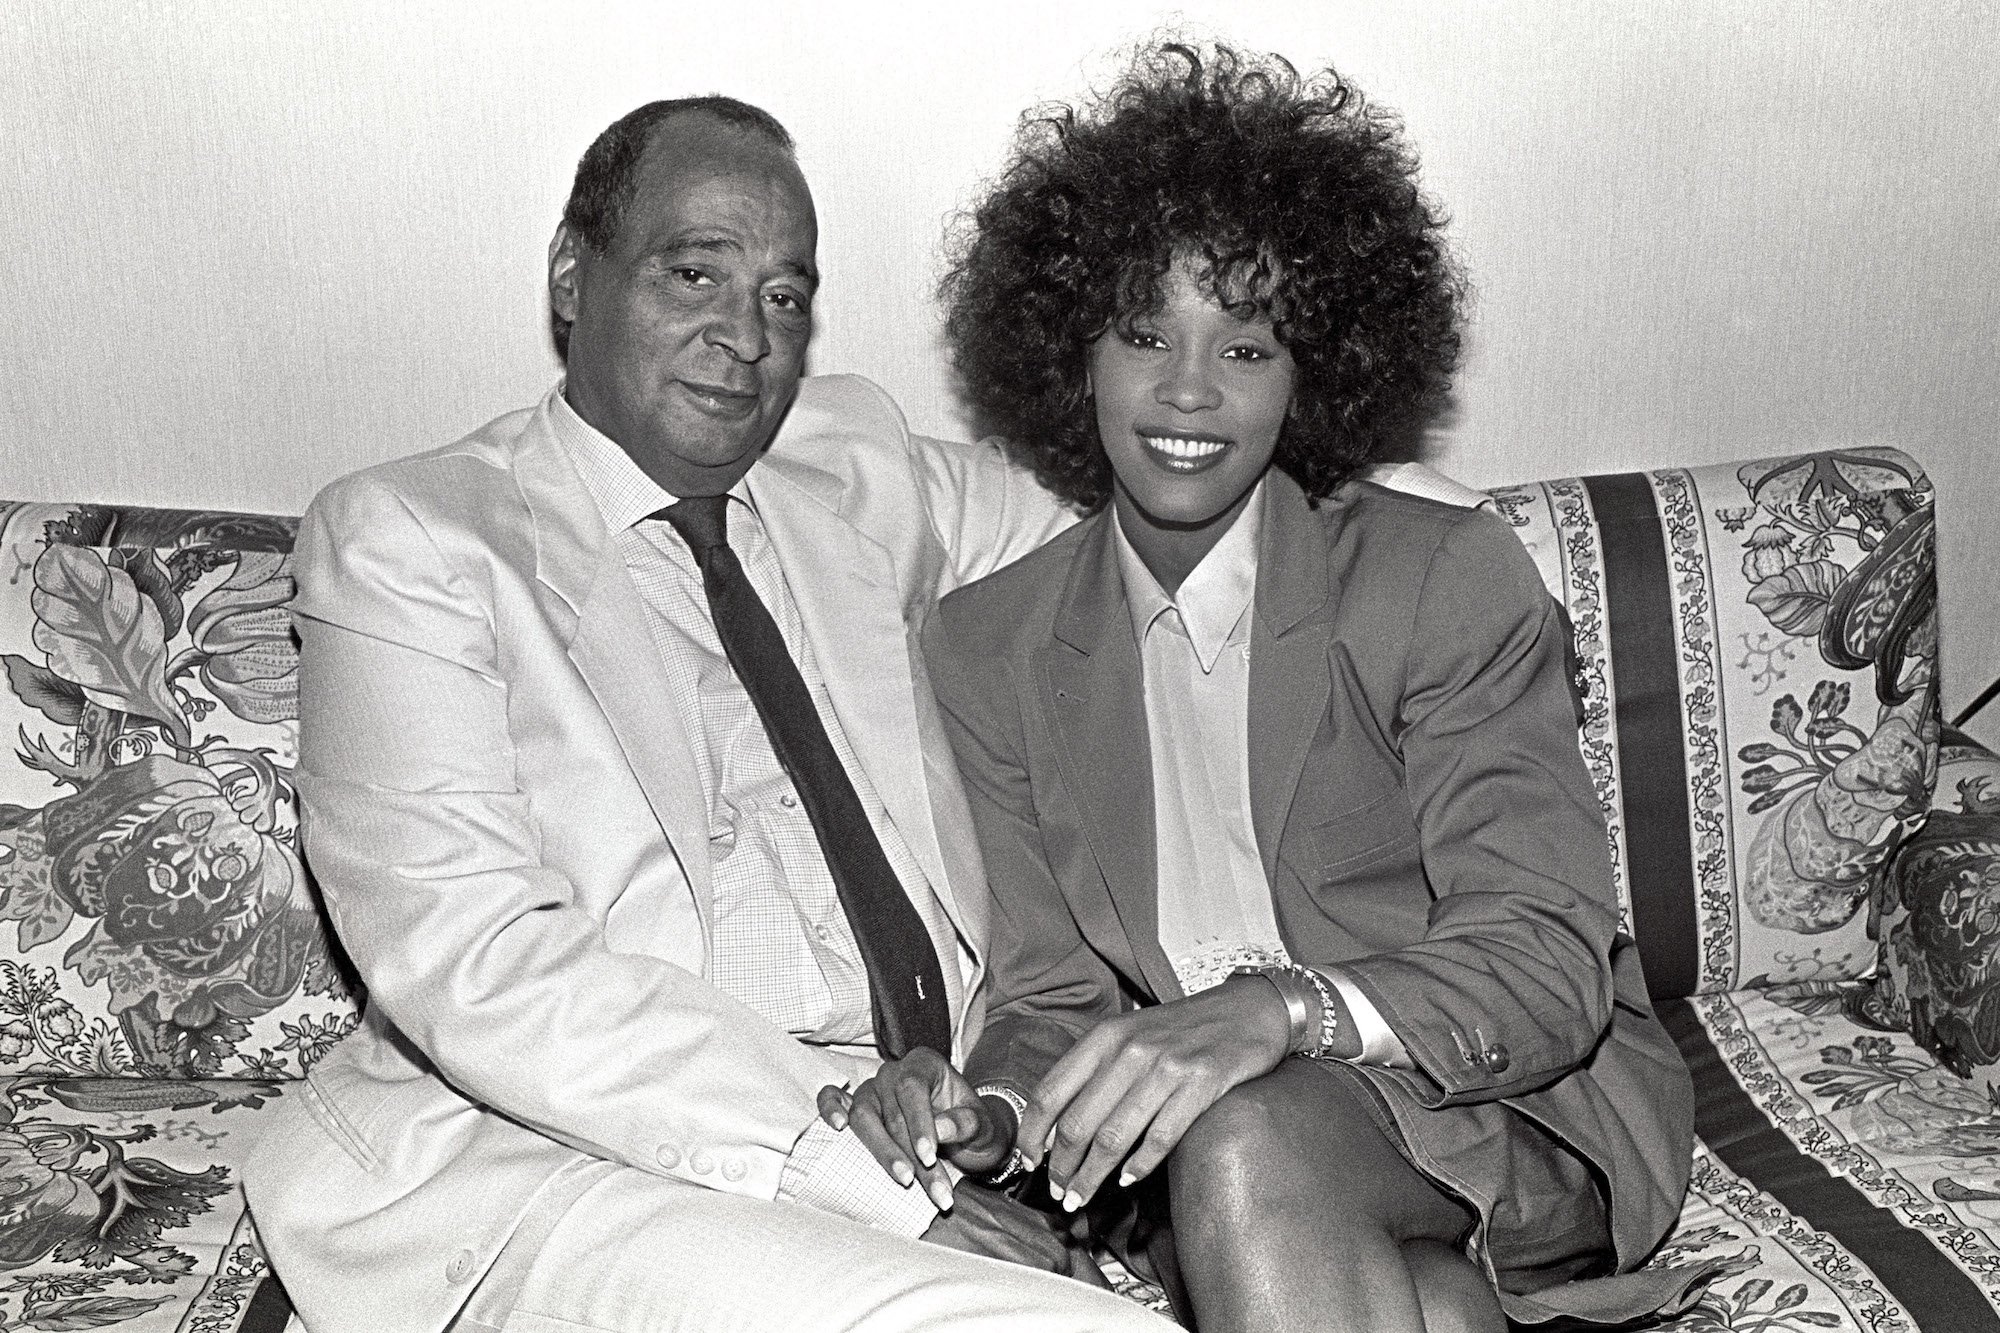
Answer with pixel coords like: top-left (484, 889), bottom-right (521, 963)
top-left (828, 42), bottom-right (1702, 1332)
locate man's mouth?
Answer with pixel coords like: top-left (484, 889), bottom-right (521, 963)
top-left (679, 381), bottom-right (760, 419)
top-left (1137, 432), bottom-right (1231, 475)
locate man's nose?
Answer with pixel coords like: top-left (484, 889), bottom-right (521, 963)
top-left (705, 292), bottom-right (771, 363)
top-left (1156, 353), bottom-right (1221, 412)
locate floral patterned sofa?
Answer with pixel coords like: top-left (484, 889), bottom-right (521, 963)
top-left (0, 444), bottom-right (1996, 1333)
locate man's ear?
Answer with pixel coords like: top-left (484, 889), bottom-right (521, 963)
top-left (548, 223), bottom-right (583, 324)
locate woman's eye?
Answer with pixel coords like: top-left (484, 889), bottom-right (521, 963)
top-left (1124, 330), bottom-right (1165, 349)
top-left (1224, 345), bottom-right (1269, 362)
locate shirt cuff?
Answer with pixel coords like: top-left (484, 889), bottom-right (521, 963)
top-left (1324, 969), bottom-right (1414, 1069)
top-left (775, 1117), bottom-right (941, 1238)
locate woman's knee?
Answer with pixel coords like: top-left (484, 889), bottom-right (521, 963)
top-left (1166, 1064), bottom-right (1462, 1237)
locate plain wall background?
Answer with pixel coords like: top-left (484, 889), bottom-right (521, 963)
top-left (2, 0), bottom-right (1995, 741)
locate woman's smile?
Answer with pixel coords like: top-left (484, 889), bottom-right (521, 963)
top-left (1136, 431), bottom-right (1234, 474)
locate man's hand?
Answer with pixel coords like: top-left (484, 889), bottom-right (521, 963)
top-left (921, 1184), bottom-right (1109, 1287)
top-left (818, 1047), bottom-right (1014, 1211)
top-left (1020, 975), bottom-right (1293, 1213)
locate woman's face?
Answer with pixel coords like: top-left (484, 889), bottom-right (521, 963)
top-left (1088, 263), bottom-right (1296, 533)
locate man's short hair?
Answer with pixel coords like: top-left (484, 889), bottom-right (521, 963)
top-left (563, 96), bottom-right (796, 255)
top-left (552, 96), bottom-right (796, 359)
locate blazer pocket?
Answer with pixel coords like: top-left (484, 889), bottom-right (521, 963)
top-left (1310, 791), bottom-right (1420, 878)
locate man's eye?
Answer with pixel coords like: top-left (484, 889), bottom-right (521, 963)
top-left (672, 268), bottom-right (714, 286)
top-left (767, 291), bottom-right (810, 312)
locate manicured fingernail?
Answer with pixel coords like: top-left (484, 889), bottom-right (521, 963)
top-left (916, 1138), bottom-right (936, 1167)
top-left (1118, 1170), bottom-right (1136, 1188)
top-left (892, 1161), bottom-right (914, 1187)
top-left (929, 1179), bottom-right (954, 1210)
top-left (1062, 1189), bottom-right (1083, 1213)
top-left (1049, 1178), bottom-right (1064, 1202)
top-left (829, 1112), bottom-right (847, 1130)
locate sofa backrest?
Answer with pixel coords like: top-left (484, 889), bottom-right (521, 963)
top-left (1487, 447), bottom-right (1939, 998)
top-left (0, 446), bottom-right (1941, 1080)
top-left (0, 501), bottom-right (356, 1081)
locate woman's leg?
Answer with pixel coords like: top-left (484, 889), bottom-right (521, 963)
top-left (1164, 1059), bottom-right (1504, 1333)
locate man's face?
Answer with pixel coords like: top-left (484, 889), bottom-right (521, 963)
top-left (551, 118), bottom-right (819, 496)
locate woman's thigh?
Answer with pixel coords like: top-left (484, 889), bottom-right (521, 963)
top-left (1166, 1057), bottom-right (1474, 1248)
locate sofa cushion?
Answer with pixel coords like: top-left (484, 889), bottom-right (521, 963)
top-left (1487, 448), bottom-right (1940, 997)
top-left (0, 1074), bottom-right (290, 1331)
top-left (0, 502), bottom-right (357, 1081)
top-left (1658, 983), bottom-right (2000, 1330)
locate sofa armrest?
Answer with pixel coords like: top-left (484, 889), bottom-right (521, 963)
top-left (1873, 731), bottom-right (2000, 1082)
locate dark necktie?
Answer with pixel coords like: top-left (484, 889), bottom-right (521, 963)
top-left (658, 495), bottom-right (952, 1059)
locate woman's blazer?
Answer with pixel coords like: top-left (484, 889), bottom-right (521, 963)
top-left (922, 469), bottom-right (1693, 1271)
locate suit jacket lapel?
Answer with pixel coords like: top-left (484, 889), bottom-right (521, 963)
top-left (512, 404), bottom-right (714, 905)
top-left (1249, 473), bottom-right (1340, 886)
top-left (1039, 514), bottom-right (1180, 1001)
top-left (748, 456), bottom-right (984, 958)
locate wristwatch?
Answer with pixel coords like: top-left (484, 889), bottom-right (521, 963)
top-left (973, 1082), bottom-right (1033, 1186)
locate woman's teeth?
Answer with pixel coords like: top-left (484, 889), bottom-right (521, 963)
top-left (1140, 435), bottom-right (1229, 472)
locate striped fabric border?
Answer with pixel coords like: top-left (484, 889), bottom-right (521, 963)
top-left (1647, 468), bottom-right (1736, 993)
top-left (1661, 998), bottom-right (2000, 1331)
top-left (1582, 473), bottom-right (1701, 998)
top-left (1545, 478), bottom-right (1634, 930)
top-left (236, 1277), bottom-right (293, 1333)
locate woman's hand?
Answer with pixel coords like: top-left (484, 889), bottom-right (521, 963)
top-left (1019, 975), bottom-right (1294, 1212)
top-left (818, 1047), bottom-right (1016, 1210)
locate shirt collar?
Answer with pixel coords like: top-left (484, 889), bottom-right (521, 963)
top-left (548, 383), bottom-right (756, 534)
top-left (1113, 477), bottom-right (1265, 674)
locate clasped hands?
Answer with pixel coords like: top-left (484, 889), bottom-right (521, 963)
top-left (819, 974), bottom-right (1295, 1219)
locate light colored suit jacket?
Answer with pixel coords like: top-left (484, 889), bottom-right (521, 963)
top-left (925, 470), bottom-right (1693, 1273)
top-left (243, 376), bottom-right (1070, 1333)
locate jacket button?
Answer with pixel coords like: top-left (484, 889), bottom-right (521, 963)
top-left (722, 1157), bottom-right (747, 1182)
top-left (657, 1144), bottom-right (682, 1170)
top-left (446, 1249), bottom-right (476, 1282)
top-left (690, 1149), bottom-right (715, 1175)
top-left (1482, 1043), bottom-right (1510, 1074)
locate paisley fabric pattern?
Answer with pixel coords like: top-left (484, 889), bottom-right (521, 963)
top-left (0, 470), bottom-right (1988, 1331)
top-left (0, 1075), bottom-right (285, 1332)
top-left (0, 503), bottom-right (358, 1082)
top-left (1874, 738), bottom-right (2000, 1089)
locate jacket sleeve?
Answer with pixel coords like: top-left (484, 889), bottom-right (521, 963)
top-left (1339, 509), bottom-right (1623, 1104)
top-left (290, 471), bottom-right (921, 1221)
top-left (908, 433), bottom-right (1078, 592)
top-left (921, 605), bottom-right (1120, 1093)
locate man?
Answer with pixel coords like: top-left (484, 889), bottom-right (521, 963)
top-left (243, 97), bottom-right (1171, 1333)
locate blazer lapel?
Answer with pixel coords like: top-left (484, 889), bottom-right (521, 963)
top-left (513, 405), bottom-right (713, 905)
top-left (1038, 515), bottom-right (1180, 1001)
top-left (1248, 474), bottom-right (1341, 886)
top-left (748, 458), bottom-right (982, 956)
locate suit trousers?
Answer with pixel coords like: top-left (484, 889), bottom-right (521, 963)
top-left (437, 1164), bottom-right (1178, 1333)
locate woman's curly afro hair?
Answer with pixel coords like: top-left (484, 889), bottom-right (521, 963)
top-left (942, 41), bottom-right (1464, 510)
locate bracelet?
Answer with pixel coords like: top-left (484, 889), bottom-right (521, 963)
top-left (1290, 964), bottom-right (1342, 1061)
top-left (973, 1082), bottom-right (1033, 1186)
top-left (1229, 964), bottom-right (1314, 1051)
top-left (1229, 963), bottom-right (1340, 1057)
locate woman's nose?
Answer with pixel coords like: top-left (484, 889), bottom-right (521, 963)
top-left (1156, 355), bottom-right (1221, 412)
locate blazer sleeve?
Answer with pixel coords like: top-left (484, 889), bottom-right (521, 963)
top-left (1338, 509), bottom-right (1623, 1104)
top-left (921, 606), bottom-right (1120, 1092)
top-left (909, 434), bottom-right (1078, 592)
top-left (290, 472), bottom-right (879, 1209)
